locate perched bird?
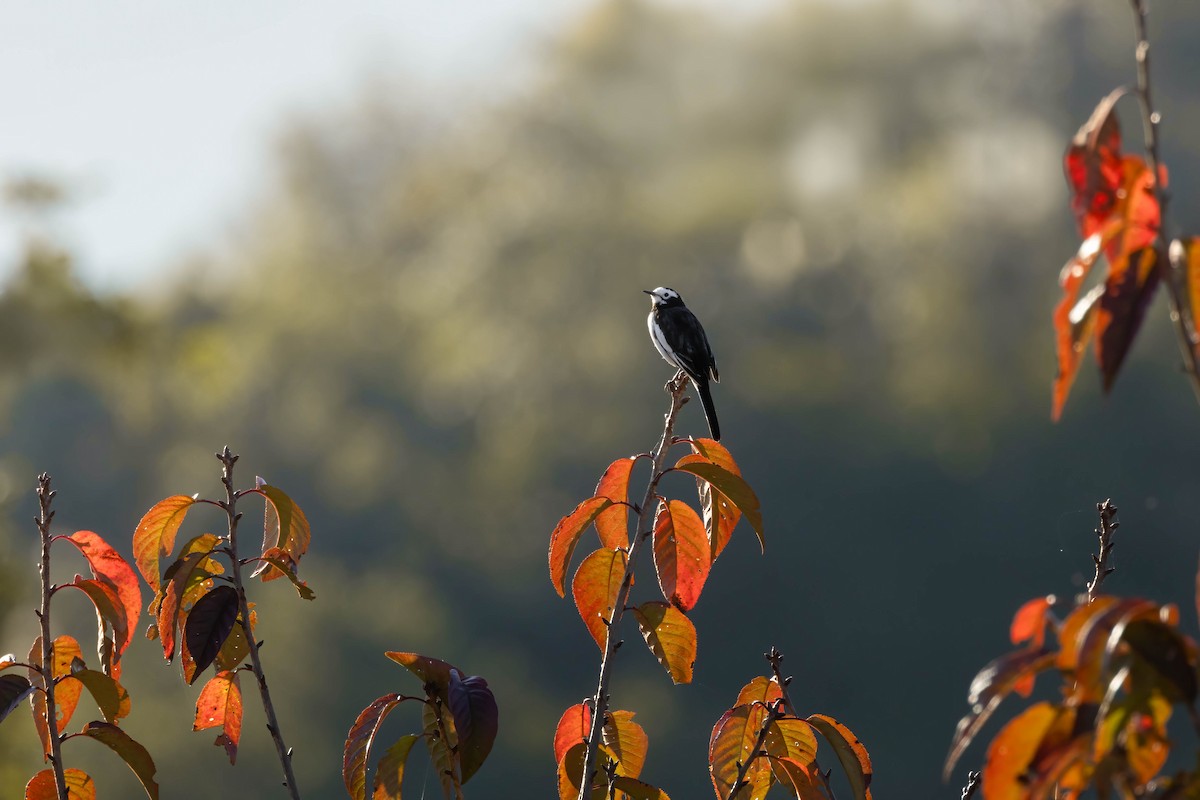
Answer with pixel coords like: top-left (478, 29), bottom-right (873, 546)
top-left (644, 287), bottom-right (721, 441)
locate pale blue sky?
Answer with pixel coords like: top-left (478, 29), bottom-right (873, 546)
top-left (0, 0), bottom-right (590, 290)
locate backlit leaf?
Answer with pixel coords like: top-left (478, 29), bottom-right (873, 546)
top-left (343, 693), bottom-right (407, 800)
top-left (385, 652), bottom-right (455, 700)
top-left (182, 585), bottom-right (239, 684)
top-left (549, 497), bottom-right (614, 598)
top-left (81, 721), bottom-right (159, 800)
top-left (1052, 233), bottom-right (1106, 421)
top-left (673, 455), bottom-right (763, 552)
top-left (1178, 237), bottom-right (1200, 359)
top-left (254, 548), bottom-right (316, 598)
top-left (806, 715), bottom-right (872, 800)
top-left (735, 676), bottom-right (783, 709)
top-left (594, 457), bottom-right (638, 549)
top-left (769, 757), bottom-right (826, 800)
top-left (157, 534), bottom-right (221, 663)
top-left (689, 438), bottom-right (742, 560)
top-left (132, 495), bottom-right (196, 591)
top-left (652, 499), bottom-right (711, 611)
top-left (422, 697), bottom-right (463, 800)
top-left (981, 702), bottom-right (1056, 800)
top-left (28, 635), bottom-right (83, 755)
top-left (603, 709), bottom-right (648, 779)
top-left (253, 484), bottom-right (312, 578)
top-left (1095, 237), bottom-right (1160, 393)
top-left (194, 670), bottom-right (243, 764)
top-left (1064, 597), bottom-right (1158, 702)
top-left (214, 606), bottom-right (255, 672)
top-left (1010, 596), bottom-right (1053, 649)
top-left (554, 703), bottom-right (592, 765)
top-left (65, 531), bottom-right (143, 657)
top-left (0, 674), bottom-right (34, 726)
top-left (611, 776), bottom-right (671, 800)
top-left (61, 578), bottom-right (129, 676)
top-left (372, 734), bottom-right (419, 800)
top-left (448, 670), bottom-right (498, 784)
top-left (633, 601), bottom-right (696, 684)
top-left (709, 704), bottom-right (772, 800)
top-left (764, 717), bottom-right (818, 767)
top-left (24, 768), bottom-right (95, 800)
top-left (1064, 88), bottom-right (1125, 239)
top-left (943, 647), bottom-right (1055, 780)
top-left (556, 741), bottom-right (604, 800)
top-left (74, 668), bottom-right (131, 723)
top-left (573, 548), bottom-right (627, 651)
top-left (1115, 618), bottom-right (1198, 704)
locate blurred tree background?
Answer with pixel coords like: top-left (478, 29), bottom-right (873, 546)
top-left (4, 0), bottom-right (1200, 797)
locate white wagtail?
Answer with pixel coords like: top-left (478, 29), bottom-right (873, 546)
top-left (644, 287), bottom-right (721, 441)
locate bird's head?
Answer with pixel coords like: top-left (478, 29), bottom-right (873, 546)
top-left (643, 287), bottom-right (682, 307)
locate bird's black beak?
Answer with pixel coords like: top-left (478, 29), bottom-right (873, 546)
top-left (643, 290), bottom-right (654, 295)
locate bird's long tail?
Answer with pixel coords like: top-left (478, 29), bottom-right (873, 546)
top-left (695, 379), bottom-right (721, 441)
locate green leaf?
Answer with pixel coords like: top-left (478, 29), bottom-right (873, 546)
top-left (372, 733), bottom-right (420, 800)
top-left (80, 721), bottom-right (159, 800)
top-left (74, 668), bottom-right (131, 723)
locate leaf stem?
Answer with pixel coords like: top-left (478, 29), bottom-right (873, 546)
top-left (35, 473), bottom-right (69, 800)
top-left (217, 447), bottom-right (302, 800)
top-left (576, 375), bottom-right (690, 800)
top-left (1128, 0), bottom-right (1200, 404)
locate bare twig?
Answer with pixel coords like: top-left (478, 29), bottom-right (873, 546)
top-left (217, 448), bottom-right (302, 800)
top-left (766, 647), bottom-right (839, 800)
top-left (729, 697), bottom-right (786, 799)
top-left (576, 375), bottom-right (690, 800)
top-left (1087, 499), bottom-right (1119, 602)
top-left (960, 770), bottom-right (981, 800)
top-left (35, 474), bottom-right (69, 800)
top-left (1128, 0), bottom-right (1200, 403)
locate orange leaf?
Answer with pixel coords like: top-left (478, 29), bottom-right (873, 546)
top-left (28, 635), bottom-right (83, 758)
top-left (610, 776), bottom-right (672, 799)
top-left (343, 693), bottom-right (408, 800)
top-left (556, 741), bottom-right (605, 800)
top-left (689, 439), bottom-right (743, 560)
top-left (384, 652), bottom-right (457, 699)
top-left (194, 670), bottom-right (243, 765)
top-left (74, 668), bottom-right (131, 723)
top-left (24, 768), bottom-right (95, 800)
top-left (60, 577), bottom-right (129, 677)
top-left (80, 721), bottom-right (159, 800)
top-left (1052, 234), bottom-right (1105, 421)
top-left (709, 704), bottom-right (772, 800)
top-left (549, 497), bottom-right (614, 598)
top-left (1010, 596), bottom-right (1053, 649)
top-left (735, 676), bottom-right (783, 709)
top-left (652, 500), bottom-right (711, 611)
top-left (769, 757), bottom-right (824, 800)
top-left (594, 458), bottom-right (638, 549)
top-left (572, 548), bottom-right (627, 650)
top-left (372, 733), bottom-right (420, 800)
top-left (1179, 237), bottom-right (1200, 362)
top-left (553, 703), bottom-right (592, 766)
top-left (1060, 597), bottom-right (1158, 702)
top-left (132, 495), bottom-right (197, 591)
top-left (765, 717), bottom-right (818, 772)
top-left (422, 699), bottom-right (463, 800)
top-left (157, 533), bottom-right (222, 663)
top-left (603, 709), bottom-right (648, 779)
top-left (253, 483), bottom-right (312, 578)
top-left (65, 531), bottom-right (142, 658)
top-left (981, 702), bottom-right (1056, 800)
top-left (807, 714), bottom-right (872, 800)
top-left (633, 601), bottom-right (696, 685)
top-left (673, 455), bottom-right (763, 552)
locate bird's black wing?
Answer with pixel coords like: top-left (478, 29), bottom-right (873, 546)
top-left (659, 306), bottom-right (716, 384)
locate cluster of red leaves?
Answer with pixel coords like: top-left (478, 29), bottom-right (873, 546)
top-left (135, 482), bottom-right (313, 766)
top-left (0, 527), bottom-right (158, 800)
top-left (549, 438), bottom-right (768, 799)
top-left (1053, 90), bottom-right (1166, 420)
top-left (708, 676), bottom-right (872, 800)
top-left (343, 652), bottom-right (498, 800)
top-left (945, 593), bottom-right (1198, 799)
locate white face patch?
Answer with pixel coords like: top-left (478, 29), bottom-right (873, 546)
top-left (651, 287), bottom-right (680, 304)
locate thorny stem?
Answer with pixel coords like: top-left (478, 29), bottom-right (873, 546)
top-left (767, 647), bottom-right (840, 800)
top-left (730, 697), bottom-right (786, 799)
top-left (1086, 499), bottom-right (1119, 602)
top-left (1128, 0), bottom-right (1200, 404)
top-left (960, 770), bottom-right (982, 800)
top-left (36, 474), bottom-right (69, 800)
top-left (218, 447), bottom-right (302, 800)
top-left (577, 375), bottom-right (690, 800)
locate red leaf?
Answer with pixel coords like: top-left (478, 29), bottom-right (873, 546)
top-left (633, 601), bottom-right (697, 685)
top-left (652, 500), bottom-right (711, 611)
top-left (80, 721), bottom-right (159, 800)
top-left (1052, 234), bottom-right (1106, 421)
top-left (554, 703), bottom-right (592, 765)
top-left (1064, 89), bottom-right (1126, 239)
top-left (572, 548), bottom-right (627, 650)
top-left (1010, 596), bottom-right (1053, 649)
top-left (132, 495), bottom-right (196, 591)
top-left (343, 693), bottom-right (407, 800)
top-left (548, 497), bottom-right (613, 598)
top-left (594, 458), bottom-right (638, 549)
top-left (60, 577), bottom-right (129, 677)
top-left (194, 670), bottom-right (243, 764)
top-left (65, 531), bottom-right (142, 658)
